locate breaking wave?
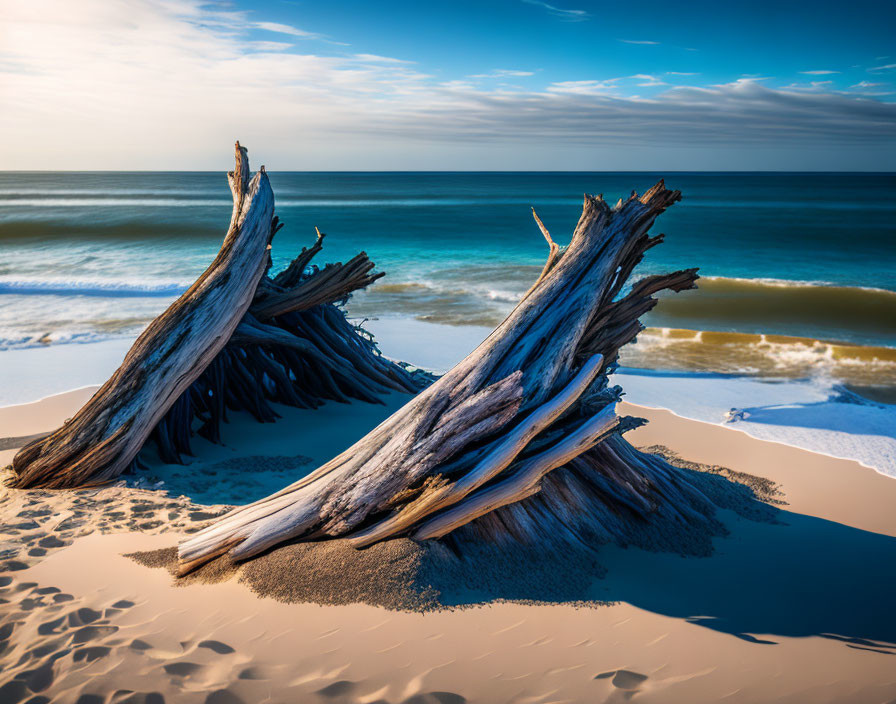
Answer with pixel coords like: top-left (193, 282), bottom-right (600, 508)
top-left (0, 278), bottom-right (188, 298)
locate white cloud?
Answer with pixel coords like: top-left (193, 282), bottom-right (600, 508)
top-left (848, 81), bottom-right (893, 96)
top-left (666, 72), bottom-right (699, 76)
top-left (252, 21), bottom-right (320, 39)
top-left (620, 40), bottom-right (659, 45)
top-left (799, 70), bottom-right (839, 75)
top-left (546, 79), bottom-right (622, 95)
top-left (0, 0), bottom-right (892, 170)
top-left (870, 63), bottom-right (896, 71)
top-left (520, 0), bottom-right (588, 22)
top-left (249, 41), bottom-right (294, 53)
top-left (469, 69), bottom-right (535, 79)
top-left (253, 20), bottom-right (348, 46)
top-left (783, 80), bottom-right (834, 91)
top-left (354, 54), bottom-right (414, 64)
top-left (630, 74), bottom-right (666, 87)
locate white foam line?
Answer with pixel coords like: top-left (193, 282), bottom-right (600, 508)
top-left (701, 276), bottom-right (895, 295)
top-left (625, 400), bottom-right (892, 475)
top-left (0, 198), bottom-right (231, 207)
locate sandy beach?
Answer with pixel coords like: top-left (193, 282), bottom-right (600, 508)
top-left (2, 375), bottom-right (895, 703)
top-left (3, 2), bottom-right (895, 701)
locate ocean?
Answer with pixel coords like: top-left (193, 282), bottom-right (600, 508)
top-left (2, 171), bottom-right (894, 395)
top-left (1, 170), bottom-right (895, 474)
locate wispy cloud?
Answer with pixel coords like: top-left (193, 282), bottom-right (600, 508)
top-left (469, 69), bottom-right (535, 79)
top-left (546, 79), bottom-right (622, 95)
top-left (386, 80), bottom-right (896, 154)
top-left (870, 63), bottom-right (896, 71)
top-left (849, 80), bottom-right (893, 96)
top-left (249, 41), bottom-right (294, 53)
top-left (354, 54), bottom-right (414, 64)
top-left (251, 20), bottom-right (348, 45)
top-left (630, 73), bottom-right (666, 87)
top-left (667, 71), bottom-right (699, 76)
top-left (783, 80), bottom-right (834, 91)
top-left (252, 21), bottom-right (320, 39)
top-left (799, 70), bottom-right (839, 75)
top-left (521, 0), bottom-right (589, 22)
top-left (0, 0), bottom-right (893, 169)
top-left (620, 39), bottom-right (659, 45)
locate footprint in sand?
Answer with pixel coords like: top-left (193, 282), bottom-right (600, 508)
top-left (20, 662), bottom-right (55, 692)
top-left (0, 622), bottom-right (16, 642)
top-left (18, 597), bottom-right (44, 611)
top-left (28, 639), bottom-right (70, 659)
top-left (110, 692), bottom-right (166, 704)
top-left (2, 561), bottom-right (29, 572)
top-left (74, 646), bottom-right (112, 663)
top-left (0, 680), bottom-right (31, 703)
top-left (37, 616), bottom-right (66, 635)
top-left (189, 511), bottom-right (219, 522)
top-left (38, 536), bottom-right (65, 549)
top-left (71, 625), bottom-right (118, 644)
top-left (204, 690), bottom-right (245, 704)
top-left (68, 607), bottom-right (102, 627)
top-left (595, 669), bottom-right (649, 692)
top-left (237, 666), bottom-right (273, 680)
top-left (315, 681), bottom-right (357, 698)
top-left (163, 661), bottom-right (205, 678)
top-left (103, 599), bottom-right (135, 619)
top-left (198, 640), bottom-right (235, 654)
top-left (401, 694), bottom-right (467, 704)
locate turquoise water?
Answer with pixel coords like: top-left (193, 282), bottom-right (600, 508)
top-left (0, 171), bottom-right (894, 387)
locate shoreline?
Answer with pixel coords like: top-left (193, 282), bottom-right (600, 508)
top-left (4, 384), bottom-right (894, 482)
top-left (2, 317), bottom-right (894, 478)
top-left (616, 370), bottom-right (896, 478)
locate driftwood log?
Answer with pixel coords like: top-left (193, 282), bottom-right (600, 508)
top-left (148, 225), bottom-right (428, 466)
top-left (8, 144), bottom-right (427, 489)
top-left (177, 181), bottom-right (712, 574)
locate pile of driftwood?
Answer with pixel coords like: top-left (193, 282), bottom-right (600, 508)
top-left (9, 144), bottom-right (427, 489)
top-left (8, 143), bottom-right (721, 578)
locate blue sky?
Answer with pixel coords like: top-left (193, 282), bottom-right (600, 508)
top-left (1, 0), bottom-right (894, 169)
top-left (243, 0), bottom-right (895, 94)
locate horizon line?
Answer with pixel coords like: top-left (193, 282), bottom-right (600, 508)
top-left (3, 169), bottom-right (896, 175)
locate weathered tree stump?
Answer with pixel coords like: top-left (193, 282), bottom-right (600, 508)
top-left (148, 225), bottom-right (429, 465)
top-left (178, 181), bottom-right (712, 574)
top-left (8, 144), bottom-right (428, 489)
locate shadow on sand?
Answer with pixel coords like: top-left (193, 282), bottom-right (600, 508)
top-left (595, 503), bottom-right (896, 651)
top-left (132, 403), bottom-right (896, 651)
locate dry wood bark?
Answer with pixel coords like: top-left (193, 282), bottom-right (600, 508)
top-left (178, 181), bottom-right (714, 575)
top-left (8, 144), bottom-right (428, 489)
top-left (148, 227), bottom-right (428, 465)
